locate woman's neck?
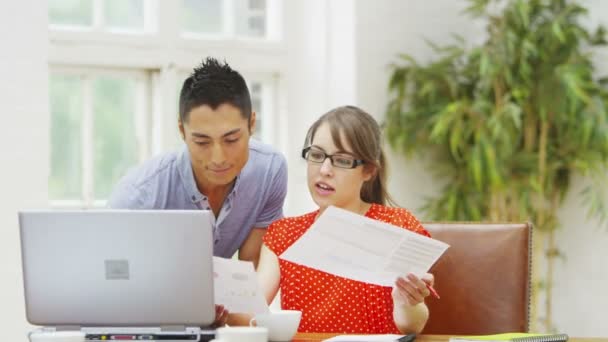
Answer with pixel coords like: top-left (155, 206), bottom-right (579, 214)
top-left (317, 200), bottom-right (372, 219)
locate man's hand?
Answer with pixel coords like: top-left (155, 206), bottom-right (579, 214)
top-left (392, 273), bottom-right (434, 306)
top-left (212, 304), bottom-right (229, 328)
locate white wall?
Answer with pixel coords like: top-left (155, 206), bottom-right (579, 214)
top-left (353, 0), bottom-right (608, 337)
top-left (0, 1), bottom-right (48, 341)
top-left (552, 0), bottom-right (608, 336)
top-left (354, 0), bottom-right (484, 215)
top-left (283, 0), bottom-right (358, 216)
top-left (554, 176), bottom-right (608, 336)
top-left (282, 0), bottom-right (329, 215)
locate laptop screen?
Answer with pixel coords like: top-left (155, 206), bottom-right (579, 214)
top-left (19, 210), bottom-right (215, 328)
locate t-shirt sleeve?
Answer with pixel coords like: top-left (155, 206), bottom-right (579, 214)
top-left (390, 207), bottom-right (431, 238)
top-left (254, 154), bottom-right (288, 228)
top-left (262, 219), bottom-right (286, 256)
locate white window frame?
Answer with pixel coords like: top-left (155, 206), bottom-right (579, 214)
top-left (48, 0), bottom-right (287, 208)
top-left (180, 0), bottom-right (278, 41)
top-left (49, 0), bottom-right (159, 34)
top-left (245, 72), bottom-right (281, 145)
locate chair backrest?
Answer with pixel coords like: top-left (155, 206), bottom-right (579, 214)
top-left (422, 222), bottom-right (532, 335)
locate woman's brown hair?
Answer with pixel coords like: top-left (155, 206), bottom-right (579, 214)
top-left (303, 105), bottom-right (394, 205)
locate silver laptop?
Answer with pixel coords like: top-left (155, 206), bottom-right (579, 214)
top-left (19, 210), bottom-right (215, 328)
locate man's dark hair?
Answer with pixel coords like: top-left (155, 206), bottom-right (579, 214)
top-left (179, 57), bottom-right (252, 124)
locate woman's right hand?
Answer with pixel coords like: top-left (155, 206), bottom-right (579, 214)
top-left (392, 272), bottom-right (434, 306)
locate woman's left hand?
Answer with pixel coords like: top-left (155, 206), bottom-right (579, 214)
top-left (392, 272), bottom-right (434, 306)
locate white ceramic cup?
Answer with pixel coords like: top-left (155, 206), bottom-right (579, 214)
top-left (249, 310), bottom-right (302, 342)
top-left (29, 331), bottom-right (85, 342)
top-left (215, 326), bottom-right (268, 342)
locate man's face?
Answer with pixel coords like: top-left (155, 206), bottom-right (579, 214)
top-left (179, 103), bottom-right (255, 190)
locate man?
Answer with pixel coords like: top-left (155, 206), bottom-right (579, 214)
top-left (108, 57), bottom-right (287, 268)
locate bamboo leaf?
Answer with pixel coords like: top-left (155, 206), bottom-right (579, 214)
top-left (449, 120), bottom-right (464, 161)
top-left (463, 0), bottom-right (491, 17)
top-left (516, 0), bottom-right (530, 29)
top-left (447, 190), bottom-right (458, 219)
top-left (552, 21), bottom-right (566, 43)
top-left (471, 145), bottom-right (483, 191)
top-left (483, 142), bottom-right (502, 187)
top-left (590, 26), bottom-right (608, 45)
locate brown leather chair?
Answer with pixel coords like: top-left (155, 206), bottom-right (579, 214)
top-left (422, 222), bottom-right (532, 335)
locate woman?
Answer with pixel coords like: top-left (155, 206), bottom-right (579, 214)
top-left (230, 106), bottom-right (434, 333)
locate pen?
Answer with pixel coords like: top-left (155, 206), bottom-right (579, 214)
top-left (426, 284), bottom-right (440, 299)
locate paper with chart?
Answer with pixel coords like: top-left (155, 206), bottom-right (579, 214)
top-left (280, 206), bottom-right (450, 287)
top-left (213, 257), bottom-right (269, 314)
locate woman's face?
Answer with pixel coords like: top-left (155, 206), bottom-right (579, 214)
top-left (306, 122), bottom-right (373, 214)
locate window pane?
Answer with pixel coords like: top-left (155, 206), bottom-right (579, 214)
top-left (235, 0), bottom-right (266, 37)
top-left (182, 0), bottom-right (222, 34)
top-left (49, 0), bottom-right (93, 27)
top-left (104, 0), bottom-right (145, 30)
top-left (248, 0), bottom-right (265, 10)
top-left (49, 75), bottom-right (83, 200)
top-left (93, 76), bottom-right (139, 200)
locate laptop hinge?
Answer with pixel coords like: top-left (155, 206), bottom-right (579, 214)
top-left (160, 325), bottom-right (187, 332)
top-left (50, 325), bottom-right (81, 331)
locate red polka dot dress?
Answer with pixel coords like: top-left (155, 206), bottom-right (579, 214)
top-left (263, 203), bottom-right (430, 334)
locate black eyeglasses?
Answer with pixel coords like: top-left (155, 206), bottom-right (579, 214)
top-left (301, 146), bottom-right (365, 169)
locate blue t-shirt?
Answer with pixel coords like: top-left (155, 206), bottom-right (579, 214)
top-left (107, 139), bottom-right (288, 258)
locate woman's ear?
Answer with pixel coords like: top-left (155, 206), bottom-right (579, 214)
top-left (362, 163), bottom-right (378, 182)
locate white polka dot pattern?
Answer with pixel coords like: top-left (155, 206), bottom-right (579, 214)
top-left (263, 203), bottom-right (430, 333)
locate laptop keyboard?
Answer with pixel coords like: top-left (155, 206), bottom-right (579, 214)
top-left (85, 331), bottom-right (215, 341)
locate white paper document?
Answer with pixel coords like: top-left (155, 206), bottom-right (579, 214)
top-left (280, 206), bottom-right (450, 287)
top-left (213, 257), bottom-right (269, 314)
top-left (323, 334), bottom-right (406, 341)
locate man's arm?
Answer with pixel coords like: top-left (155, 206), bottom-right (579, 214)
top-left (238, 227), bottom-right (266, 268)
top-left (239, 154), bottom-right (287, 268)
top-left (107, 180), bottom-right (147, 209)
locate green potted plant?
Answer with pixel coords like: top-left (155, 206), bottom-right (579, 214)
top-left (385, 0), bottom-right (608, 331)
